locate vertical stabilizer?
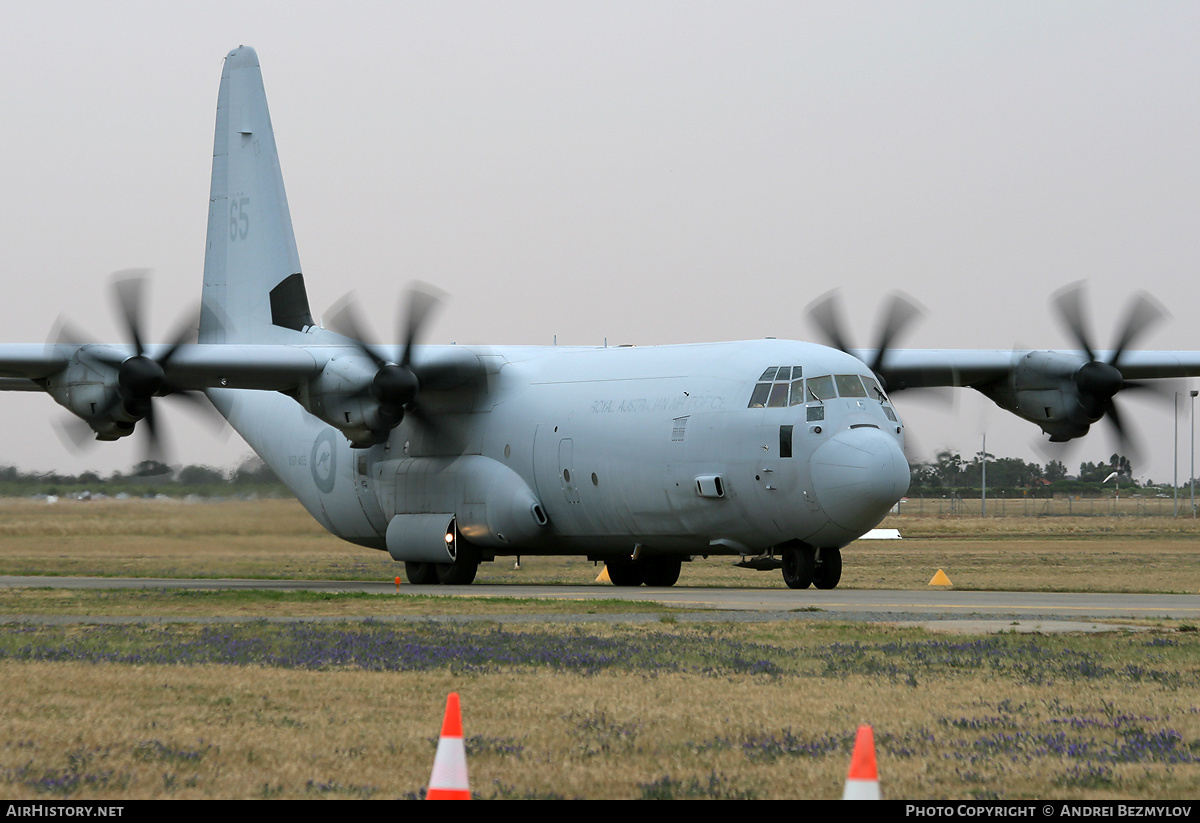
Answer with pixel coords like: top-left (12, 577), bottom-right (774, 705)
top-left (200, 46), bottom-right (314, 344)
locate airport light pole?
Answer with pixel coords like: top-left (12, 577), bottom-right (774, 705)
top-left (980, 433), bottom-right (986, 517)
top-left (1174, 392), bottom-right (1180, 517)
top-left (1191, 390), bottom-right (1197, 517)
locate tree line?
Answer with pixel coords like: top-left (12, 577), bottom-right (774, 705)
top-left (0, 450), bottom-right (1185, 500)
top-left (0, 457), bottom-right (286, 498)
top-left (909, 450), bottom-right (1171, 497)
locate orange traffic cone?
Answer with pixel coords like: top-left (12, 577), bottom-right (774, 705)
top-left (426, 693), bottom-right (470, 800)
top-left (842, 724), bottom-right (880, 800)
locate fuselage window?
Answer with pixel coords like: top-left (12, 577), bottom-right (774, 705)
top-left (780, 425), bottom-right (793, 458)
top-left (835, 374), bottom-right (868, 398)
top-left (759, 367), bottom-right (778, 381)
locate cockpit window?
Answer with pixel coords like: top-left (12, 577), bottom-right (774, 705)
top-left (806, 374), bottom-right (834, 402)
top-left (748, 383), bottom-right (771, 408)
top-left (767, 382), bottom-right (789, 407)
top-left (789, 378), bottom-right (804, 406)
top-left (747, 365), bottom-right (805, 408)
top-left (862, 375), bottom-right (887, 402)
top-left (835, 374), bottom-right (869, 398)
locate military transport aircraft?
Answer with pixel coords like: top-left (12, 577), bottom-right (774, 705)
top-left (3, 46), bottom-right (1200, 590)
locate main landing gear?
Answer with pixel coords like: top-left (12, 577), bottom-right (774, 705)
top-left (781, 544), bottom-right (842, 590)
top-left (604, 556), bottom-right (682, 587)
top-left (404, 545), bottom-right (481, 586)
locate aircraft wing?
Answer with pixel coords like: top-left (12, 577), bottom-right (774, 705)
top-left (0, 342), bottom-right (484, 394)
top-left (850, 349), bottom-right (1018, 390)
top-left (860, 349), bottom-right (1200, 391)
top-left (858, 347), bottom-right (1200, 444)
top-left (0, 344), bottom-right (323, 391)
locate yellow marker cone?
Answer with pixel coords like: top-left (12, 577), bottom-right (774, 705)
top-left (842, 724), bottom-right (881, 800)
top-left (426, 693), bottom-right (470, 800)
top-left (929, 569), bottom-right (952, 587)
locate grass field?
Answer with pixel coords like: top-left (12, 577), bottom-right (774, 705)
top-left (0, 498), bottom-right (1196, 800)
top-left (0, 497), bottom-right (1197, 592)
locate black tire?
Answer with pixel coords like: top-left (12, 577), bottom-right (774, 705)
top-left (813, 546), bottom-right (842, 590)
top-left (436, 559), bottom-right (479, 585)
top-left (405, 562), bottom-right (439, 585)
top-left (781, 544), bottom-right (815, 590)
top-left (641, 556), bottom-right (682, 587)
top-left (605, 558), bottom-right (644, 587)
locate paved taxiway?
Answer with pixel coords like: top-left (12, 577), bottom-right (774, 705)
top-left (1, 576), bottom-right (1196, 632)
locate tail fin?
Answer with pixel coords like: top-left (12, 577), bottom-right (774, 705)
top-left (199, 46), bottom-right (314, 344)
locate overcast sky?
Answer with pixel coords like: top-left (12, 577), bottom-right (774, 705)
top-left (1, 1), bottom-right (1198, 483)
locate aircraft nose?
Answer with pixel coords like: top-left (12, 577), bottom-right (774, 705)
top-left (810, 426), bottom-right (910, 532)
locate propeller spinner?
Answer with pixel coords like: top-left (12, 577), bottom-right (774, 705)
top-left (324, 283), bottom-right (445, 443)
top-left (1051, 281), bottom-right (1166, 452)
top-left (51, 271), bottom-right (220, 463)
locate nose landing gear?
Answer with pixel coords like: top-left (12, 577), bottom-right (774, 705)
top-left (781, 543), bottom-right (842, 590)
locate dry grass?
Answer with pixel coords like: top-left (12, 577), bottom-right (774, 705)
top-left (0, 588), bottom-right (672, 618)
top-left (0, 500), bottom-right (1198, 800)
top-left (0, 498), bottom-right (1197, 593)
top-left (0, 623), bottom-right (1196, 800)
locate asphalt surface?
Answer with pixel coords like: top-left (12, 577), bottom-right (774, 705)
top-left (1, 576), bottom-right (1196, 632)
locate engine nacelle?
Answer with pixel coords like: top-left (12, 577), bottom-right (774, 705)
top-left (43, 348), bottom-right (138, 441)
top-left (381, 455), bottom-right (549, 560)
top-left (975, 350), bottom-right (1099, 441)
top-left (292, 355), bottom-right (397, 447)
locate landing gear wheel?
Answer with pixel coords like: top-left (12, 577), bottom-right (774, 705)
top-left (436, 545), bottom-right (480, 585)
top-left (813, 546), bottom-right (842, 590)
top-left (605, 558), bottom-right (644, 587)
top-left (781, 544), bottom-right (815, 590)
top-left (436, 559), bottom-right (479, 585)
top-left (641, 557), bottom-right (682, 587)
top-left (405, 562), bottom-right (439, 585)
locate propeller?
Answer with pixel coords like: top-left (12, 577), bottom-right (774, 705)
top-left (1051, 281), bottom-right (1168, 455)
top-left (69, 271), bottom-right (220, 461)
top-left (325, 282), bottom-right (446, 437)
top-left (807, 290), bottom-right (925, 393)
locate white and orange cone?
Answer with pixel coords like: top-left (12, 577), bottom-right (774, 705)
top-left (426, 692), bottom-right (470, 800)
top-left (842, 724), bottom-right (881, 800)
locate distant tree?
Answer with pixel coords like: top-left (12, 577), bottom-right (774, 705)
top-left (985, 457), bottom-right (1041, 487)
top-left (231, 455), bottom-right (279, 485)
top-left (178, 465), bottom-right (225, 486)
top-left (1044, 460), bottom-right (1068, 482)
top-left (935, 450), bottom-right (965, 487)
top-left (131, 459), bottom-right (172, 477)
top-left (1111, 454), bottom-right (1133, 478)
top-left (909, 461), bottom-right (940, 487)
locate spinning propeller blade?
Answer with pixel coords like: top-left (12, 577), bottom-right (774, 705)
top-left (1051, 281), bottom-right (1167, 457)
top-left (807, 290), bottom-right (925, 393)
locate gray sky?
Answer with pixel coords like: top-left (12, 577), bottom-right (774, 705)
top-left (1, 1), bottom-right (1198, 483)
